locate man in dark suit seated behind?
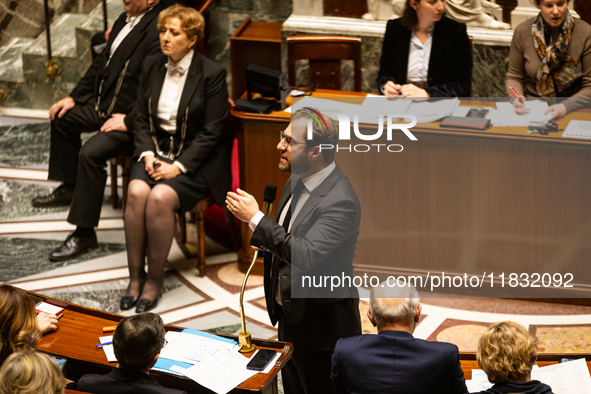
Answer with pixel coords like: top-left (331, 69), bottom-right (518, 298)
top-left (73, 313), bottom-right (185, 394)
top-left (331, 283), bottom-right (468, 394)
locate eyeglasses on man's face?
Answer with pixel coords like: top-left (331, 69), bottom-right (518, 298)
top-left (280, 130), bottom-right (306, 148)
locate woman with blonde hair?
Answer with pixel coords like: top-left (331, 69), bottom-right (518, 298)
top-left (0, 351), bottom-right (65, 394)
top-left (121, 4), bottom-right (230, 313)
top-left (0, 285), bottom-right (58, 365)
top-left (475, 321), bottom-right (553, 393)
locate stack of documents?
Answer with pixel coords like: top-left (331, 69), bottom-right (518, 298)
top-left (467, 358), bottom-right (591, 393)
top-left (152, 329), bottom-right (279, 394)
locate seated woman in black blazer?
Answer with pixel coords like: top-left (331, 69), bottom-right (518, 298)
top-left (121, 4), bottom-right (230, 313)
top-left (377, 0), bottom-right (473, 97)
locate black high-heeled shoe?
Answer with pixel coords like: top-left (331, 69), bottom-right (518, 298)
top-left (135, 298), bottom-right (159, 313)
top-left (120, 274), bottom-right (147, 311)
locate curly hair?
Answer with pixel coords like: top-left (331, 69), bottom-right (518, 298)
top-left (0, 285), bottom-right (41, 365)
top-left (0, 351), bottom-right (65, 394)
top-left (477, 321), bottom-right (538, 383)
top-left (158, 4), bottom-right (205, 43)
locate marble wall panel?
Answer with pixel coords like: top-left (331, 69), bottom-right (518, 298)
top-left (472, 44), bottom-right (510, 97)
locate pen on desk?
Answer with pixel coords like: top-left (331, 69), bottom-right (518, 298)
top-left (95, 341), bottom-right (113, 348)
top-left (56, 313), bottom-right (63, 320)
top-left (103, 326), bottom-right (117, 333)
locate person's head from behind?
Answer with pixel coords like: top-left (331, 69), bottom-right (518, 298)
top-left (158, 5), bottom-right (204, 62)
top-left (0, 350), bottom-right (65, 394)
top-left (368, 283), bottom-right (421, 333)
top-left (113, 313), bottom-right (165, 372)
top-left (0, 285), bottom-right (40, 364)
top-left (477, 321), bottom-right (538, 384)
top-left (279, 107), bottom-right (338, 176)
top-left (401, 0), bottom-right (446, 30)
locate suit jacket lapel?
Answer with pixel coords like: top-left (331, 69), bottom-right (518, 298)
top-left (398, 27), bottom-right (411, 84)
top-left (428, 20), bottom-right (443, 81)
top-left (101, 7), bottom-right (159, 93)
top-left (291, 165), bottom-right (341, 230)
top-left (175, 53), bottom-right (203, 134)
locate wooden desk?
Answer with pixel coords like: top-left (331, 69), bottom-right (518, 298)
top-left (460, 352), bottom-right (591, 379)
top-left (232, 93), bottom-right (591, 298)
top-left (32, 291), bottom-right (293, 394)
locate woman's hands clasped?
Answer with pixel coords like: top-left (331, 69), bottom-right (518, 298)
top-left (383, 81), bottom-right (429, 98)
top-left (144, 157), bottom-right (182, 181)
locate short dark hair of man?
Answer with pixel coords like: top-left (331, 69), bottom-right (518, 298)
top-left (113, 313), bottom-right (165, 371)
top-left (292, 107), bottom-right (339, 164)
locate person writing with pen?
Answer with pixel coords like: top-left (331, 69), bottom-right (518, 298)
top-left (377, 0), bottom-right (473, 98)
top-left (506, 0), bottom-right (591, 120)
top-left (120, 4), bottom-right (230, 313)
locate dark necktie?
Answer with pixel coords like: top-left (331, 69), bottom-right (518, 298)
top-left (281, 179), bottom-right (305, 233)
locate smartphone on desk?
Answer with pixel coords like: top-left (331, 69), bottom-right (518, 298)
top-left (246, 349), bottom-right (277, 371)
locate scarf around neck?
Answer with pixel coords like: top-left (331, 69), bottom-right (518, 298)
top-left (532, 9), bottom-right (583, 97)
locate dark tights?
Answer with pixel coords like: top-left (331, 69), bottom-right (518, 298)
top-left (124, 180), bottom-right (180, 302)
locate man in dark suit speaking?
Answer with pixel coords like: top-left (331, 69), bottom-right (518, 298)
top-left (226, 107), bottom-right (362, 393)
top-left (331, 283), bottom-right (468, 394)
top-left (32, 0), bottom-right (164, 261)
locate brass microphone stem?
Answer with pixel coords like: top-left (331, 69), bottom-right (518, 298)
top-left (238, 201), bottom-right (273, 353)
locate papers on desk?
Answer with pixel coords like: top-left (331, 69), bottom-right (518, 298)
top-left (99, 335), bottom-right (116, 363)
top-left (491, 100), bottom-right (552, 127)
top-left (406, 98), bottom-right (460, 123)
top-left (284, 95), bottom-right (459, 124)
top-left (562, 120), bottom-right (591, 139)
top-left (158, 330), bottom-right (237, 365)
top-left (153, 329), bottom-right (281, 393)
top-left (467, 359), bottom-right (591, 394)
top-left (173, 349), bottom-right (281, 394)
top-left (531, 358), bottom-right (591, 393)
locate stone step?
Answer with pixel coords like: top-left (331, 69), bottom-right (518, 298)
top-left (0, 38), bottom-right (39, 108)
top-left (22, 13), bottom-right (89, 84)
top-left (0, 38), bottom-right (34, 83)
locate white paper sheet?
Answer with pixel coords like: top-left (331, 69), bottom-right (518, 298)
top-left (531, 358), bottom-right (591, 394)
top-left (180, 349), bottom-right (258, 394)
top-left (406, 98), bottom-right (460, 122)
top-left (493, 100), bottom-right (552, 127)
top-left (158, 331), bottom-right (237, 365)
top-left (562, 120), bottom-right (591, 139)
top-left (99, 335), bottom-right (116, 362)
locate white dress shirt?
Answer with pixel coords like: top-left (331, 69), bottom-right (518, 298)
top-left (138, 50), bottom-right (194, 174)
top-left (249, 162), bottom-right (337, 232)
top-left (107, 9), bottom-right (151, 65)
top-left (406, 25), bottom-right (434, 89)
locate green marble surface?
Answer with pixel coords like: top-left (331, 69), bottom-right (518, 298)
top-left (0, 237), bottom-right (126, 283)
top-left (0, 122), bottom-right (51, 167)
top-left (0, 180), bottom-right (69, 220)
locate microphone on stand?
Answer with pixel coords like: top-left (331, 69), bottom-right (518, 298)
top-left (238, 184), bottom-right (276, 353)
